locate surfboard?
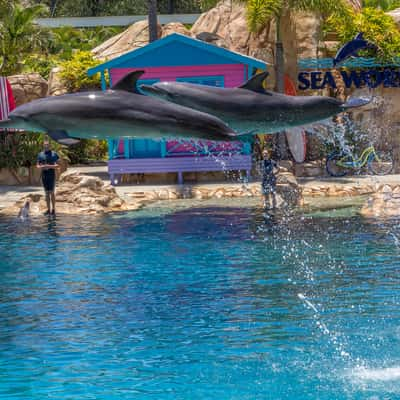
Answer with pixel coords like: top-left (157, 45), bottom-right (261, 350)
top-left (284, 75), bottom-right (307, 163)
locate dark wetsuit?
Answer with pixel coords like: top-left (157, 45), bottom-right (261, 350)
top-left (262, 159), bottom-right (277, 194)
top-left (37, 150), bottom-right (59, 192)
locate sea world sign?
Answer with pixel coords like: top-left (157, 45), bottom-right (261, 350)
top-left (298, 68), bottom-right (400, 90)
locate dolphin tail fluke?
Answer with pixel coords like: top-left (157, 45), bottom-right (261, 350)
top-left (47, 130), bottom-right (80, 146)
top-left (342, 97), bottom-right (372, 109)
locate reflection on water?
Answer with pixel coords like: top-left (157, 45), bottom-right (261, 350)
top-left (0, 201), bottom-right (399, 399)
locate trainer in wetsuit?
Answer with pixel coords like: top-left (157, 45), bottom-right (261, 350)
top-left (261, 148), bottom-right (277, 210)
top-left (37, 139), bottom-right (59, 216)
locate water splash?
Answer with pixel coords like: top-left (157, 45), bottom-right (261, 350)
top-left (352, 366), bottom-right (400, 381)
top-left (298, 293), bottom-right (351, 360)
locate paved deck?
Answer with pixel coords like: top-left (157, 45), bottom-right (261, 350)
top-left (0, 164), bottom-right (399, 210)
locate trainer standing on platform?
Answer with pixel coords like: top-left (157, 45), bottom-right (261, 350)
top-left (261, 148), bottom-right (277, 210)
top-left (36, 139), bottom-right (59, 216)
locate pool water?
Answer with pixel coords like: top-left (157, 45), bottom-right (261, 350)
top-left (0, 200), bottom-right (399, 399)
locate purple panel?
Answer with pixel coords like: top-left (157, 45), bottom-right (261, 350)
top-left (166, 140), bottom-right (244, 157)
top-left (108, 155), bottom-right (252, 173)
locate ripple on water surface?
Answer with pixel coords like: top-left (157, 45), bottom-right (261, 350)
top-left (0, 200), bottom-right (399, 399)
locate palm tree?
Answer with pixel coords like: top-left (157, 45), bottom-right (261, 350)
top-left (246, 0), bottom-right (352, 92)
top-left (245, 0), bottom-right (352, 158)
top-left (148, 0), bottom-right (158, 42)
top-left (0, 2), bottom-right (47, 75)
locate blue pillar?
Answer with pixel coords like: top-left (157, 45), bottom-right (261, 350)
top-left (243, 142), bottom-right (251, 155)
top-left (124, 139), bottom-right (130, 159)
top-left (108, 139), bottom-right (114, 159)
top-left (160, 139), bottom-right (167, 158)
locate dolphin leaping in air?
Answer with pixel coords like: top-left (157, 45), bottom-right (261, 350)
top-left (0, 71), bottom-right (243, 145)
top-left (140, 71), bottom-right (371, 135)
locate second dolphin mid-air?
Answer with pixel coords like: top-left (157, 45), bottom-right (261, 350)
top-left (140, 71), bottom-right (371, 135)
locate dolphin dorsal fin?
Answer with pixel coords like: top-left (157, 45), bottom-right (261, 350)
top-left (111, 70), bottom-right (145, 94)
top-left (239, 71), bottom-right (269, 93)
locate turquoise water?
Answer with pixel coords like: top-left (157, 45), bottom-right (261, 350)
top-left (0, 200), bottom-right (399, 399)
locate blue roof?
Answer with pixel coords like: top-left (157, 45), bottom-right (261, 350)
top-left (87, 33), bottom-right (267, 76)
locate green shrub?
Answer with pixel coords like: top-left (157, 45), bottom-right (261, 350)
top-left (65, 139), bottom-right (108, 164)
top-left (59, 51), bottom-right (106, 92)
top-left (0, 132), bottom-right (67, 170)
top-left (22, 54), bottom-right (60, 80)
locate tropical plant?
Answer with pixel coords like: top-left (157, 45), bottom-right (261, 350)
top-left (46, 26), bottom-right (124, 60)
top-left (246, 0), bottom-right (353, 158)
top-left (245, 0), bottom-right (352, 92)
top-left (327, 7), bottom-right (400, 61)
top-left (22, 54), bottom-right (60, 80)
top-left (59, 50), bottom-right (104, 92)
top-left (65, 139), bottom-right (108, 164)
top-left (0, 132), bottom-right (69, 182)
top-left (0, 1), bottom-right (48, 75)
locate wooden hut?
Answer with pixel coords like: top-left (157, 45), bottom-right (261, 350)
top-left (87, 33), bottom-right (267, 185)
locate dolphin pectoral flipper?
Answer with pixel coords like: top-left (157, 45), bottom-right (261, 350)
top-left (47, 130), bottom-right (80, 146)
top-left (239, 71), bottom-right (270, 94)
top-left (111, 70), bottom-right (145, 94)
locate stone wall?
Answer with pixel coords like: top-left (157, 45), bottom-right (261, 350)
top-left (360, 184), bottom-right (400, 217)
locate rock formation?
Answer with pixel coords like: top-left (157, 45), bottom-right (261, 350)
top-left (360, 184), bottom-right (400, 218)
top-left (2, 171), bottom-right (141, 216)
top-left (387, 8), bottom-right (400, 29)
top-left (47, 67), bottom-right (69, 96)
top-left (8, 73), bottom-right (48, 106)
top-left (92, 20), bottom-right (162, 60)
top-left (191, 1), bottom-right (320, 84)
top-left (161, 22), bottom-right (190, 38)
